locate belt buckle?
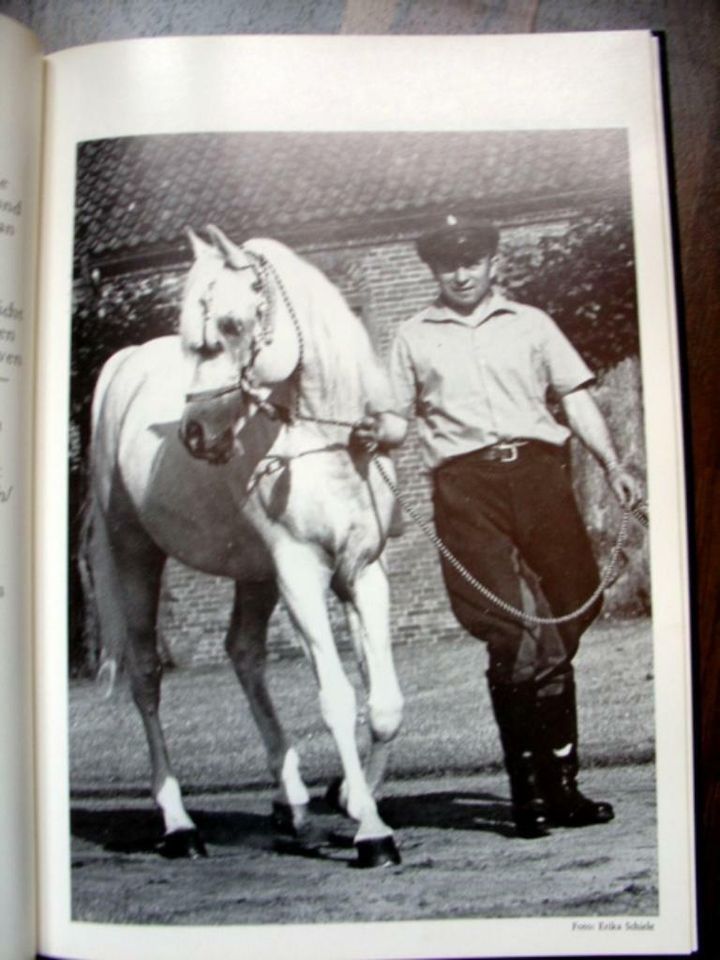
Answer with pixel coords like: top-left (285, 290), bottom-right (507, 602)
top-left (496, 442), bottom-right (520, 463)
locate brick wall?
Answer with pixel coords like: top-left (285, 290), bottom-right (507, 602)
top-left (74, 209), bottom-right (649, 668)
top-left (157, 235), bottom-right (461, 665)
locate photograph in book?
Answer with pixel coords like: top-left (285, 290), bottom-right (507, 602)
top-left (67, 128), bottom-right (656, 925)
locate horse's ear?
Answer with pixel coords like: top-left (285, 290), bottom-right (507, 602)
top-left (185, 227), bottom-right (214, 261)
top-left (206, 224), bottom-right (251, 270)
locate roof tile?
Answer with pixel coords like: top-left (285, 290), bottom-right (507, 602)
top-left (74, 130), bottom-right (629, 266)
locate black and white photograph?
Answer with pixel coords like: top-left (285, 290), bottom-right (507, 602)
top-left (66, 127), bottom-right (657, 927)
top-left (0, 12), bottom-right (706, 959)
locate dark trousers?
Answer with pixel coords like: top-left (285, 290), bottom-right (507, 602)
top-left (432, 442), bottom-right (601, 693)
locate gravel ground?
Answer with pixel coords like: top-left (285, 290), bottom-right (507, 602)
top-left (68, 618), bottom-right (657, 924)
top-left (70, 766), bottom-right (657, 924)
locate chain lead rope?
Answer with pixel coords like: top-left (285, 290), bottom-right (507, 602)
top-left (260, 256), bottom-right (305, 420)
top-left (370, 455), bottom-right (645, 628)
top-left (264, 251), bottom-right (647, 628)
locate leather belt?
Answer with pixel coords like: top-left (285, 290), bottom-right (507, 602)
top-left (474, 440), bottom-right (530, 463)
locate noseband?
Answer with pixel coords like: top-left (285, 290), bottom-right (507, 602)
top-left (184, 249), bottom-right (301, 411)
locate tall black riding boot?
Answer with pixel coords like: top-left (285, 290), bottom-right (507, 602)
top-left (488, 681), bottom-right (549, 839)
top-left (535, 675), bottom-right (614, 827)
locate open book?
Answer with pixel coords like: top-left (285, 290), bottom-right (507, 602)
top-left (0, 15), bottom-right (695, 960)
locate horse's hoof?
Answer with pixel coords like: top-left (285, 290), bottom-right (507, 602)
top-left (325, 777), bottom-right (345, 814)
top-left (157, 829), bottom-right (208, 860)
top-left (354, 836), bottom-right (401, 868)
top-left (272, 800), bottom-right (310, 837)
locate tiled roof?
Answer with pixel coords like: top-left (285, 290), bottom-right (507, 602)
top-left (74, 130), bottom-right (629, 270)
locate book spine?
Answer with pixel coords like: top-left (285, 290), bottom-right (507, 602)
top-left (0, 14), bottom-right (43, 960)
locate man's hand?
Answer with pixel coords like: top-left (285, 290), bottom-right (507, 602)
top-left (561, 389), bottom-right (644, 513)
top-left (349, 409), bottom-right (408, 454)
top-left (605, 462), bottom-right (643, 511)
top-left (350, 414), bottom-right (383, 454)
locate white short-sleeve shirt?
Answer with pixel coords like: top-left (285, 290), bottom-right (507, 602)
top-left (390, 290), bottom-right (594, 468)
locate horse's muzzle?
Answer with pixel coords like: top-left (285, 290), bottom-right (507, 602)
top-left (180, 419), bottom-right (235, 464)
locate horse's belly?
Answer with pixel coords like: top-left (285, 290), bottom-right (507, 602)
top-left (145, 493), bottom-right (272, 580)
top-left (94, 338), bottom-right (277, 581)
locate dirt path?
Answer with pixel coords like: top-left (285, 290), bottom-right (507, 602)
top-left (71, 764), bottom-right (656, 925)
top-left (68, 623), bottom-right (657, 925)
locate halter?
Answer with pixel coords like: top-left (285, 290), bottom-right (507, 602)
top-left (184, 248), bottom-right (355, 431)
top-left (184, 248), bottom-right (301, 414)
top-left (181, 243), bottom-right (649, 628)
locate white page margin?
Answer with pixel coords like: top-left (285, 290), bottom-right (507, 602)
top-left (35, 30), bottom-right (694, 960)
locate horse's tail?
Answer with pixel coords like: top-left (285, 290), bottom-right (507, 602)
top-left (80, 347), bottom-right (139, 698)
top-left (78, 482), bottom-right (126, 698)
top-left (77, 492), bottom-right (99, 672)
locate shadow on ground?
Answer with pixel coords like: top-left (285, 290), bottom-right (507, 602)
top-left (71, 786), bottom-right (517, 861)
top-left (380, 789), bottom-right (515, 836)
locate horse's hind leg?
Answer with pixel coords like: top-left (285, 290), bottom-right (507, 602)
top-left (224, 580), bottom-right (310, 833)
top-left (343, 559), bottom-right (404, 797)
top-left (97, 510), bottom-right (204, 858)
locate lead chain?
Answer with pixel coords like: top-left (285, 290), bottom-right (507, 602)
top-left (251, 252), bottom-right (643, 628)
top-left (371, 454), bottom-right (635, 627)
top-left (261, 256), bottom-right (305, 419)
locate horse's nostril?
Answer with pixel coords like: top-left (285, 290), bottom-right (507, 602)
top-left (181, 419), bottom-right (236, 464)
top-left (182, 420), bottom-right (204, 455)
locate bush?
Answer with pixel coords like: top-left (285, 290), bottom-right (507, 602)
top-left (500, 203), bottom-right (638, 372)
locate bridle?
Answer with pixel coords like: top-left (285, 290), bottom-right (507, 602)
top-left (180, 244), bottom-right (649, 628)
top-left (184, 249), bottom-right (301, 415)
top-left (183, 248), bottom-right (354, 431)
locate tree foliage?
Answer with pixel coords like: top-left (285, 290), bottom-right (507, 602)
top-left (70, 271), bottom-right (182, 456)
top-left (500, 204), bottom-right (638, 372)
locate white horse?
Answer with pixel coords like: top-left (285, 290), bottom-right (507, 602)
top-left (85, 227), bottom-right (404, 866)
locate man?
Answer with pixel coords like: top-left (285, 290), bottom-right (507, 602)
top-left (353, 213), bottom-right (641, 838)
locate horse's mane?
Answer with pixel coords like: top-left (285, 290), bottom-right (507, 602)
top-left (244, 238), bottom-right (393, 425)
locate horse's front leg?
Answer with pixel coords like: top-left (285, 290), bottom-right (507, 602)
top-left (274, 542), bottom-right (400, 867)
top-left (343, 559), bottom-right (404, 797)
top-left (224, 579), bottom-right (310, 835)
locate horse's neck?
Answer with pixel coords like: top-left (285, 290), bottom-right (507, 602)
top-left (294, 327), bottom-right (364, 428)
top-left (268, 258), bottom-right (369, 426)
top-left (296, 359), bottom-right (352, 428)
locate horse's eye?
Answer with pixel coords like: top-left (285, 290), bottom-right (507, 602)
top-left (251, 279), bottom-right (263, 294)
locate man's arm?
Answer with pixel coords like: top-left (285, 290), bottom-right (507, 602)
top-left (561, 387), bottom-right (642, 509)
top-left (351, 330), bottom-right (416, 453)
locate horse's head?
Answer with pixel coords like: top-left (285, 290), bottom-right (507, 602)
top-left (178, 226), bottom-right (299, 463)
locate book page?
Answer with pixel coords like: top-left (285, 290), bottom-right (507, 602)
top-left (0, 14), bottom-right (43, 960)
top-left (35, 32), bottom-right (693, 960)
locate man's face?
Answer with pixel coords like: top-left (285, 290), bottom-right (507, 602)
top-left (432, 253), bottom-right (495, 314)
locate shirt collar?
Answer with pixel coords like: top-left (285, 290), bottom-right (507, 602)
top-left (421, 289), bottom-right (518, 327)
